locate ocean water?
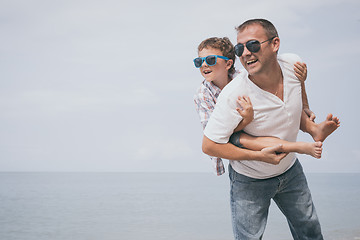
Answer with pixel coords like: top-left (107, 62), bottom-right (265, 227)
top-left (0, 172), bottom-right (359, 240)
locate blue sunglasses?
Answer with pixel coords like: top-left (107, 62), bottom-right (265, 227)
top-left (193, 55), bottom-right (230, 68)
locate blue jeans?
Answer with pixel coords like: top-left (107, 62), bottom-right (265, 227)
top-left (229, 159), bottom-right (323, 240)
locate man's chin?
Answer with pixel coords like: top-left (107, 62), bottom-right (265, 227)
top-left (246, 67), bottom-right (261, 76)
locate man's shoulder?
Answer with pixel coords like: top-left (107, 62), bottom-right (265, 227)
top-left (278, 53), bottom-right (303, 84)
top-left (220, 71), bottom-right (248, 97)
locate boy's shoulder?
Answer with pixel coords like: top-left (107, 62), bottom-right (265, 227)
top-left (193, 80), bottom-right (220, 101)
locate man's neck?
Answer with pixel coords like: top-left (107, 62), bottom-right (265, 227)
top-left (249, 61), bottom-right (282, 93)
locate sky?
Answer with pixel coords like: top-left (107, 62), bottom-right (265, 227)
top-left (1, 0), bottom-right (360, 173)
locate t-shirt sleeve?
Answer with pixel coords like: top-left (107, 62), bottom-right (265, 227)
top-left (278, 53), bottom-right (303, 82)
top-left (204, 91), bottom-right (242, 144)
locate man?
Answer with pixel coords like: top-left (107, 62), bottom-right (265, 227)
top-left (202, 19), bottom-right (324, 239)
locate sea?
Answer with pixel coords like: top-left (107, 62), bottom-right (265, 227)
top-left (0, 172), bottom-right (359, 240)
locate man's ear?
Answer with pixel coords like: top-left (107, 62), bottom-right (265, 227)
top-left (272, 37), bottom-right (280, 53)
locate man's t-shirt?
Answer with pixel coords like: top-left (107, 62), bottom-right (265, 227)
top-left (204, 53), bottom-right (303, 179)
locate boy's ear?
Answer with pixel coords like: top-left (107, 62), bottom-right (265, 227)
top-left (226, 59), bottom-right (233, 70)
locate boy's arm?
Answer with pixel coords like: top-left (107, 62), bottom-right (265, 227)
top-left (294, 62), bottom-right (316, 122)
top-left (294, 62), bottom-right (340, 141)
top-left (301, 81), bottom-right (316, 122)
top-left (194, 92), bottom-right (215, 129)
top-left (294, 62), bottom-right (310, 109)
top-left (300, 80), bottom-right (310, 110)
top-left (234, 121), bottom-right (249, 133)
top-left (234, 96), bottom-right (253, 132)
top-left (202, 136), bottom-right (287, 165)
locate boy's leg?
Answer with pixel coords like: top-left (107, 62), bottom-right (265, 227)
top-left (300, 111), bottom-right (340, 142)
top-left (300, 110), bottom-right (314, 134)
top-left (228, 164), bottom-right (277, 240)
top-left (244, 138), bottom-right (323, 159)
top-left (231, 131), bottom-right (284, 151)
top-left (273, 160), bottom-right (323, 240)
top-left (231, 131), bottom-right (322, 158)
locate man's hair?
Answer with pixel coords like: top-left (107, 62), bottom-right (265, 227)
top-left (197, 37), bottom-right (236, 78)
top-left (235, 19), bottom-right (279, 39)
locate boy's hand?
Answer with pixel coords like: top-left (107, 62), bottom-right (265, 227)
top-left (294, 62), bottom-right (307, 82)
top-left (236, 96), bottom-right (254, 125)
top-left (304, 108), bottom-right (316, 122)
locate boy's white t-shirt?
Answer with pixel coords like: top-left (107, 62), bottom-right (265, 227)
top-left (204, 53), bottom-right (303, 179)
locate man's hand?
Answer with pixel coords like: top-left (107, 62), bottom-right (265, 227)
top-left (259, 144), bottom-right (288, 165)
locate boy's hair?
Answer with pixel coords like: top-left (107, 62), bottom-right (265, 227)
top-left (197, 37), bottom-right (236, 79)
top-left (235, 19), bottom-right (279, 40)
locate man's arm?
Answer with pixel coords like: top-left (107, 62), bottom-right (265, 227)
top-left (202, 135), bottom-right (287, 165)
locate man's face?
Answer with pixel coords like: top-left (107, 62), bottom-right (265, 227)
top-left (236, 24), bottom-right (276, 76)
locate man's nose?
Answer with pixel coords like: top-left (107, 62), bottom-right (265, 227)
top-left (242, 45), bottom-right (252, 56)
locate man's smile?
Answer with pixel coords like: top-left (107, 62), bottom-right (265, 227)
top-left (246, 59), bottom-right (258, 66)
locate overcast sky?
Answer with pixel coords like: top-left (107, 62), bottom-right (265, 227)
top-left (1, 0), bottom-right (359, 173)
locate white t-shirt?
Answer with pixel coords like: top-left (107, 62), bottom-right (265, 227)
top-left (204, 53), bottom-right (303, 179)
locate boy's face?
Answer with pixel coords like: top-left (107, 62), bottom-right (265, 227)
top-left (198, 47), bottom-right (231, 83)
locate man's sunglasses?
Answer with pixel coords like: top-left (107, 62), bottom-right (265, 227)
top-left (234, 37), bottom-right (275, 57)
top-left (193, 55), bottom-right (230, 68)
